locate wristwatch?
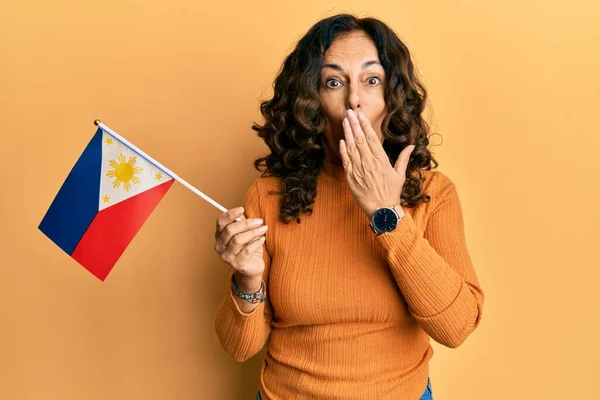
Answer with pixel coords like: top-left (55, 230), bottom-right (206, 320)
top-left (369, 206), bottom-right (403, 236)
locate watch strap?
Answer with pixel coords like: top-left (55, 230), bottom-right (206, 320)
top-left (369, 221), bottom-right (383, 236)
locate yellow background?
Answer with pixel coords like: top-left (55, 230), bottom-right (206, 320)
top-left (1, 1), bottom-right (598, 398)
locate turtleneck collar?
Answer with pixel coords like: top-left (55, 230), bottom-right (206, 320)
top-left (321, 158), bottom-right (346, 181)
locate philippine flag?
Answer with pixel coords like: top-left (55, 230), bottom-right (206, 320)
top-left (39, 127), bottom-right (175, 281)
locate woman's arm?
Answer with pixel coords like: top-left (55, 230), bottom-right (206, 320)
top-left (214, 179), bottom-right (274, 361)
top-left (232, 271), bottom-right (264, 314)
top-left (374, 171), bottom-right (484, 348)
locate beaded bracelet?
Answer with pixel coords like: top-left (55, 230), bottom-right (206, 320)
top-left (231, 273), bottom-right (266, 304)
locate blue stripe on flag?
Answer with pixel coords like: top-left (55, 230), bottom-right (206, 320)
top-left (39, 128), bottom-right (103, 255)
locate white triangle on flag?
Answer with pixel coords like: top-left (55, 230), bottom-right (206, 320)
top-left (98, 130), bottom-right (173, 211)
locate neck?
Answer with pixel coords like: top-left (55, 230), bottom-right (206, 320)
top-left (321, 157), bottom-right (346, 181)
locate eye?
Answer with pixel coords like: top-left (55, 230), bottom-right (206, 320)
top-left (325, 78), bottom-right (342, 88)
top-left (367, 75), bottom-right (382, 85)
top-left (324, 75), bottom-right (382, 89)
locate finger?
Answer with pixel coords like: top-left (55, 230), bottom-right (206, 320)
top-left (216, 207), bottom-right (245, 239)
top-left (394, 145), bottom-right (416, 174)
top-left (339, 138), bottom-right (352, 174)
top-left (215, 216), bottom-right (264, 254)
top-left (342, 116), bottom-right (361, 167)
top-left (347, 109), bottom-right (370, 162)
top-left (357, 110), bottom-right (387, 161)
top-left (220, 224), bottom-right (268, 264)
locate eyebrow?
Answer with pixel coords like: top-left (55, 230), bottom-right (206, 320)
top-left (321, 60), bottom-right (382, 73)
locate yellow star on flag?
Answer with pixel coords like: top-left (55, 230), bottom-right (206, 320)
top-left (105, 137), bottom-right (113, 145)
top-left (155, 172), bottom-right (163, 181)
top-left (102, 195), bottom-right (110, 203)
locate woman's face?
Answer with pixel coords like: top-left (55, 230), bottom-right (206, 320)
top-left (319, 31), bottom-right (387, 162)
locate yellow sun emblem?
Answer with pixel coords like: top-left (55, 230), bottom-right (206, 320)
top-left (106, 153), bottom-right (143, 192)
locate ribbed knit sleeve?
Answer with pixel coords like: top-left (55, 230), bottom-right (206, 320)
top-left (213, 179), bottom-right (274, 362)
top-left (374, 172), bottom-right (484, 348)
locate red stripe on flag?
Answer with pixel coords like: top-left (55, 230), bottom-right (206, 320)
top-left (71, 179), bottom-right (174, 281)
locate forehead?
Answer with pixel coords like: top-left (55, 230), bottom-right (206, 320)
top-left (323, 31), bottom-right (380, 63)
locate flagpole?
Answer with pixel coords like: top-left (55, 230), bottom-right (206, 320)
top-left (93, 119), bottom-right (237, 218)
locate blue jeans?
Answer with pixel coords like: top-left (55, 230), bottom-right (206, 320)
top-left (256, 377), bottom-right (433, 399)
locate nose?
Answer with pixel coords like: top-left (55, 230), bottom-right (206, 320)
top-left (345, 82), bottom-right (361, 112)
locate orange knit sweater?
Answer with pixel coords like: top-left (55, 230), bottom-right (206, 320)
top-left (214, 159), bottom-right (485, 400)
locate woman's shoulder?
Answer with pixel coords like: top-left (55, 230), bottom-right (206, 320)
top-left (250, 175), bottom-right (282, 193)
top-left (249, 170), bottom-right (456, 196)
top-left (246, 170), bottom-right (457, 206)
top-left (418, 168), bottom-right (457, 199)
top-left (243, 175), bottom-right (282, 206)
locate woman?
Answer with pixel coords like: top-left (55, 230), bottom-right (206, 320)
top-left (213, 13), bottom-right (484, 400)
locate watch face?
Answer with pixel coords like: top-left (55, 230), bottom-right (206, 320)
top-left (372, 208), bottom-right (399, 233)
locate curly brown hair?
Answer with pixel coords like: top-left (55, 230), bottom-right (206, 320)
top-left (251, 13), bottom-right (439, 224)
